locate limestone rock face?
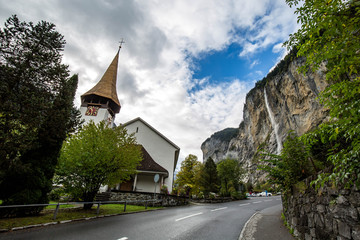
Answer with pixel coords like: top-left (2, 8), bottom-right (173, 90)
top-left (201, 128), bottom-right (239, 162)
top-left (201, 57), bottom-right (329, 183)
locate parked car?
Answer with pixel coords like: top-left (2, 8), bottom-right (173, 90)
top-left (259, 191), bottom-right (272, 197)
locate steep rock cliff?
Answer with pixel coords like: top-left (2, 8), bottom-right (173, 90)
top-left (201, 56), bottom-right (329, 183)
top-left (201, 128), bottom-right (239, 162)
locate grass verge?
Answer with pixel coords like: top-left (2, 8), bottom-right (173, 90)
top-left (0, 204), bottom-right (161, 230)
top-left (45, 202), bottom-right (75, 209)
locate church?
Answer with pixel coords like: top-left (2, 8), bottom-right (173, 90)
top-left (79, 46), bottom-right (180, 194)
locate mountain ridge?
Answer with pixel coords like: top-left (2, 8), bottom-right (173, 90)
top-left (201, 53), bottom-right (329, 183)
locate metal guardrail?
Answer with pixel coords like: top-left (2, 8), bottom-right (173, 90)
top-left (0, 199), bottom-right (159, 220)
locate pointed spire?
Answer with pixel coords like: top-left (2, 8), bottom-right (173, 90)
top-left (81, 49), bottom-right (121, 113)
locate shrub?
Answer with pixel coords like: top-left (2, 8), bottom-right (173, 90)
top-left (178, 188), bottom-right (186, 197)
top-left (160, 185), bottom-right (169, 195)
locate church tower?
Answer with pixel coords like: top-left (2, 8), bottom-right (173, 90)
top-left (80, 47), bottom-right (122, 126)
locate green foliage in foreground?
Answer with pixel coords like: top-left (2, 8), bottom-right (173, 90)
top-left (0, 15), bottom-right (81, 215)
top-left (258, 132), bottom-right (320, 193)
top-left (56, 121), bottom-right (142, 209)
top-left (0, 204), bottom-right (160, 230)
top-left (283, 0), bottom-right (360, 188)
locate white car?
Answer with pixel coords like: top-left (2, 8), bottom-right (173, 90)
top-left (259, 192), bottom-right (272, 197)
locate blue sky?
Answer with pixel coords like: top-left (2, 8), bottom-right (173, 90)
top-left (192, 43), bottom-right (279, 85)
top-left (0, 0), bottom-right (298, 166)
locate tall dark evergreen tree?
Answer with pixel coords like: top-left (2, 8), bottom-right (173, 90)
top-left (0, 15), bottom-right (81, 215)
top-left (201, 157), bottom-right (219, 195)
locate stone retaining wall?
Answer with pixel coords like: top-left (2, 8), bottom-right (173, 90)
top-left (283, 176), bottom-right (360, 240)
top-left (109, 191), bottom-right (189, 207)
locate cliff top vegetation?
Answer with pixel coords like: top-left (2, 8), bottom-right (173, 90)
top-left (246, 47), bottom-right (298, 98)
top-left (203, 128), bottom-right (239, 144)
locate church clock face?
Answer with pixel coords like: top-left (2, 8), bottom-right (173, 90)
top-left (85, 106), bottom-right (99, 116)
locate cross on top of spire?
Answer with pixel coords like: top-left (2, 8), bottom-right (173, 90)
top-left (119, 38), bottom-right (125, 50)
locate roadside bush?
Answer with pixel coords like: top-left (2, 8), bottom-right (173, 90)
top-left (48, 188), bottom-right (64, 201)
top-left (231, 191), bottom-right (246, 200)
top-left (258, 131), bottom-right (318, 193)
top-left (160, 185), bottom-right (169, 195)
top-left (197, 191), bottom-right (204, 199)
top-left (178, 188), bottom-right (186, 197)
top-left (48, 188), bottom-right (73, 202)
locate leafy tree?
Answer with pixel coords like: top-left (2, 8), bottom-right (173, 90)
top-left (175, 154), bottom-right (201, 196)
top-left (258, 131), bottom-right (316, 193)
top-left (192, 162), bottom-right (205, 197)
top-left (217, 158), bottom-right (243, 197)
top-left (0, 15), bottom-right (81, 215)
top-left (56, 121), bottom-right (142, 209)
top-left (284, 0), bottom-right (360, 187)
top-left (201, 157), bottom-right (219, 195)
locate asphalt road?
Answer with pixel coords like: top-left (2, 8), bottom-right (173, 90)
top-left (1, 196), bottom-right (282, 240)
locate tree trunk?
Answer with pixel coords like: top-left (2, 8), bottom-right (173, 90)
top-left (82, 190), bottom-right (97, 210)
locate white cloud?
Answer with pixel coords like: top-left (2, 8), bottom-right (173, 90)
top-left (0, 0), bottom-right (298, 167)
top-left (250, 59), bottom-right (260, 69)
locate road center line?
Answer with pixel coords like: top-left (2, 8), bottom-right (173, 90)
top-left (211, 207), bottom-right (228, 212)
top-left (253, 201), bottom-right (262, 204)
top-left (175, 212), bottom-right (203, 222)
top-left (239, 203), bottom-right (250, 206)
top-left (118, 238), bottom-right (128, 240)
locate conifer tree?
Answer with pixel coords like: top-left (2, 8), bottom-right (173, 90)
top-left (201, 157), bottom-right (219, 195)
top-left (0, 15), bottom-right (81, 215)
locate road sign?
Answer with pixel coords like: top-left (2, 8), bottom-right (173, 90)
top-left (154, 174), bottom-right (160, 183)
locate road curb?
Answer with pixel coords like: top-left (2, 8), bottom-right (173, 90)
top-left (239, 212), bottom-right (262, 240)
top-left (2, 208), bottom-right (163, 233)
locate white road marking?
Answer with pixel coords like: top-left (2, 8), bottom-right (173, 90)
top-left (211, 207), bottom-right (228, 212)
top-left (253, 201), bottom-right (262, 204)
top-left (175, 212), bottom-right (203, 222)
top-left (239, 203), bottom-right (250, 206)
top-left (276, 198), bottom-right (281, 200)
top-left (118, 238), bottom-right (128, 240)
top-left (265, 200), bottom-right (273, 202)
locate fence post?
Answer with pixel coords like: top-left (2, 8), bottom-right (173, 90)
top-left (96, 203), bottom-right (100, 215)
top-left (53, 203), bottom-right (60, 220)
top-left (124, 201), bottom-right (127, 212)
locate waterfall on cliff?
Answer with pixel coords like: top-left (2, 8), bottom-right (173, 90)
top-left (264, 89), bottom-right (282, 154)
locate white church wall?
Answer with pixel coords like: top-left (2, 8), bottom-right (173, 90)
top-left (124, 119), bottom-right (178, 192)
top-left (135, 174), bottom-right (160, 193)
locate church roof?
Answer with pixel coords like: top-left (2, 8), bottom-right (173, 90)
top-left (122, 117), bottom-right (180, 171)
top-left (138, 145), bottom-right (168, 175)
top-left (81, 50), bottom-right (121, 113)
top-left (122, 117), bottom-right (180, 151)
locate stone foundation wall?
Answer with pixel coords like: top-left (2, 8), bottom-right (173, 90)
top-left (283, 176), bottom-right (360, 240)
top-left (109, 191), bottom-right (189, 207)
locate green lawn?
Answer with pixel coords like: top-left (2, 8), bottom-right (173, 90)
top-left (0, 203), bottom-right (161, 230)
top-left (45, 202), bottom-right (75, 209)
